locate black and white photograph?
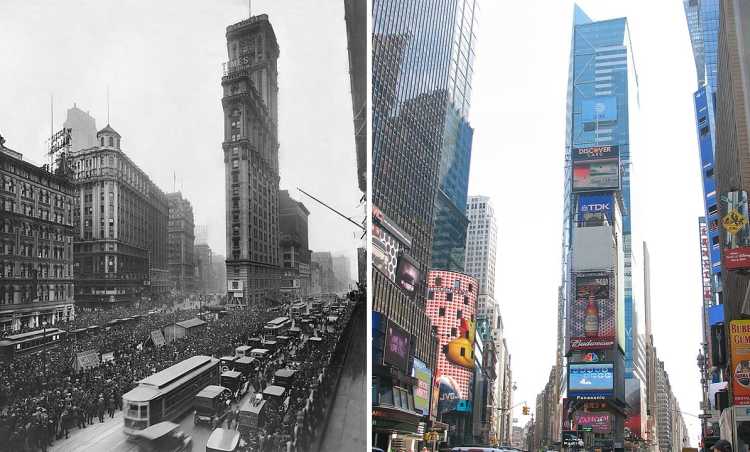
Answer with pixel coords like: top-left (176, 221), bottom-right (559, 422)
top-left (0, 0), bottom-right (366, 451)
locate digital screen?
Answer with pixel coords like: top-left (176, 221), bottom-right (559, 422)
top-left (383, 321), bottom-right (410, 372)
top-left (396, 254), bottom-right (419, 299)
top-left (573, 160), bottom-right (619, 192)
top-left (569, 363), bottom-right (614, 394)
top-left (581, 96), bottom-right (617, 123)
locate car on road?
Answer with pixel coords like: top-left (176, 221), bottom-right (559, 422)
top-left (193, 385), bottom-right (233, 428)
top-left (206, 428), bottom-right (241, 452)
top-left (129, 421), bottom-right (192, 452)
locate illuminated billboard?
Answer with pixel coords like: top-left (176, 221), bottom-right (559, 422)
top-left (572, 145), bottom-right (618, 162)
top-left (577, 193), bottom-right (613, 227)
top-left (412, 358), bottom-right (432, 415)
top-left (573, 160), bottom-right (619, 192)
top-left (568, 363), bottom-right (614, 398)
top-left (730, 320), bottom-right (750, 405)
top-left (383, 321), bottom-right (410, 372)
top-left (574, 412), bottom-right (611, 433)
top-left (722, 191), bottom-right (750, 270)
top-left (581, 96), bottom-right (618, 123)
top-left (426, 270), bottom-right (478, 405)
top-left (568, 273), bottom-right (616, 352)
top-left (396, 254), bottom-right (419, 299)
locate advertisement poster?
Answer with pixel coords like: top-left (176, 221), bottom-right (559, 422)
top-left (372, 223), bottom-right (400, 280)
top-left (577, 193), bottom-right (613, 227)
top-left (572, 160), bottom-right (620, 192)
top-left (581, 96), bottom-right (618, 123)
top-left (574, 412), bottom-right (611, 433)
top-left (722, 191), bottom-right (750, 270)
top-left (568, 363), bottom-right (614, 398)
top-left (568, 273), bottom-right (616, 351)
top-left (438, 375), bottom-right (462, 413)
top-left (572, 145), bottom-right (619, 162)
top-left (396, 254), bottom-right (419, 299)
top-left (624, 378), bottom-right (644, 439)
top-left (446, 318), bottom-right (476, 369)
top-left (412, 358), bottom-right (432, 415)
top-left (383, 321), bottom-right (410, 372)
top-left (730, 320), bottom-right (750, 404)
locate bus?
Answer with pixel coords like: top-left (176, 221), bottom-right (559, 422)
top-left (0, 328), bottom-right (66, 361)
top-left (263, 317), bottom-right (291, 334)
top-left (122, 355), bottom-right (220, 434)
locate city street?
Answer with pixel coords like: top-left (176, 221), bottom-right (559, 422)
top-left (52, 387), bottom-right (258, 452)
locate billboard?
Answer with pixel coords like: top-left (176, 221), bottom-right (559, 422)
top-left (568, 363), bottom-right (614, 398)
top-left (574, 412), bottom-right (611, 433)
top-left (581, 96), bottom-right (618, 123)
top-left (722, 191), bottom-right (750, 270)
top-left (577, 193), bottom-right (613, 226)
top-left (730, 320), bottom-right (750, 405)
top-left (573, 160), bottom-right (619, 192)
top-left (572, 145), bottom-right (619, 162)
top-left (699, 218), bottom-right (714, 307)
top-left (396, 254), bottom-right (419, 299)
top-left (624, 378), bottom-right (644, 439)
top-left (438, 375), bottom-right (462, 413)
top-left (446, 318), bottom-right (476, 369)
top-left (568, 273), bottom-right (616, 352)
top-left (412, 358), bottom-right (432, 415)
top-left (383, 321), bottom-right (410, 372)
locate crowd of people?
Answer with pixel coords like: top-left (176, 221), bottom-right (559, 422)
top-left (0, 288), bottom-right (364, 452)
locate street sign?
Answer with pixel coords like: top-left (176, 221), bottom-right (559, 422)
top-left (699, 413), bottom-right (712, 419)
top-left (722, 209), bottom-right (748, 234)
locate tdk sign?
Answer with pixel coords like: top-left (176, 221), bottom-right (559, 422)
top-left (581, 202), bottom-right (610, 212)
top-left (579, 194), bottom-right (612, 214)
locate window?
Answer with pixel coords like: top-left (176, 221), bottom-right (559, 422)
top-left (100, 137), bottom-right (104, 146)
top-left (456, 310), bottom-right (463, 319)
top-left (452, 279), bottom-right (460, 289)
top-left (438, 307), bottom-right (445, 317)
top-left (108, 136), bottom-right (114, 146)
top-left (434, 276), bottom-right (442, 287)
top-left (451, 327), bottom-right (457, 337)
top-left (468, 283), bottom-right (473, 292)
top-left (446, 292), bottom-right (453, 302)
top-left (464, 296), bottom-right (469, 305)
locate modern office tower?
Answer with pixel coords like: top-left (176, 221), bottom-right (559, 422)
top-left (166, 192), bottom-right (195, 293)
top-left (464, 196), bottom-right (498, 322)
top-left (221, 13), bottom-right (281, 307)
top-left (425, 270), bottom-right (479, 446)
top-left (278, 190), bottom-right (311, 297)
top-left (372, 2), bottom-right (478, 448)
top-left (0, 136), bottom-right (76, 329)
top-left (560, 6), bottom-right (639, 448)
top-left (69, 124), bottom-right (169, 306)
top-left (62, 104), bottom-right (98, 153)
top-left (344, 0), bottom-right (366, 193)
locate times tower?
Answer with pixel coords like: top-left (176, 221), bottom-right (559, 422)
top-left (222, 14), bottom-right (281, 306)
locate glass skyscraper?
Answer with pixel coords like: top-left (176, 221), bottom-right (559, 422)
top-left (371, 1), bottom-right (479, 449)
top-left (560, 6), bottom-right (640, 446)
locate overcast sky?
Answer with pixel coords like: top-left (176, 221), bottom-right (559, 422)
top-left (0, 0), bottom-right (363, 276)
top-left (469, 0), bottom-right (704, 442)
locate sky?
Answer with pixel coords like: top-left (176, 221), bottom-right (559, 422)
top-left (468, 0), bottom-right (705, 442)
top-left (0, 0), bottom-right (363, 277)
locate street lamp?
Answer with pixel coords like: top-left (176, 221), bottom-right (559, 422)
top-left (42, 320), bottom-right (48, 389)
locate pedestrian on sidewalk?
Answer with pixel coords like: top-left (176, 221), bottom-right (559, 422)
top-left (711, 440), bottom-right (732, 452)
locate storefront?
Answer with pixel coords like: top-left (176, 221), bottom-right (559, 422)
top-left (372, 406), bottom-right (425, 452)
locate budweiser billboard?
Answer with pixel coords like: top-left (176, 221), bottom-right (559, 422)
top-left (567, 272), bottom-right (617, 353)
top-left (570, 337), bottom-right (616, 350)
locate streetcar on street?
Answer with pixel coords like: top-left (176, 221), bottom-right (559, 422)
top-left (0, 328), bottom-right (65, 361)
top-left (122, 355), bottom-right (220, 434)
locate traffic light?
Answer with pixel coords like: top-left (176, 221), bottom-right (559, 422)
top-left (522, 405), bottom-right (529, 415)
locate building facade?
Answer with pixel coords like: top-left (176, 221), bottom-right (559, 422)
top-left (0, 137), bottom-right (75, 330)
top-left (222, 14), bottom-right (281, 307)
top-left (332, 255), bottom-right (352, 292)
top-left (311, 251), bottom-right (335, 294)
top-left (425, 269), bottom-right (479, 447)
top-left (194, 242), bottom-right (213, 294)
top-left (560, 7), bottom-right (640, 448)
top-left (62, 104), bottom-right (98, 154)
top-left (167, 192), bottom-right (195, 293)
top-left (464, 196), bottom-right (498, 323)
top-left (278, 190), bottom-right (310, 298)
top-left (344, 0), bottom-right (366, 194)
top-left (69, 124), bottom-right (169, 307)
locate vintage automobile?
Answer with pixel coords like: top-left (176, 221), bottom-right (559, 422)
top-left (193, 385), bottom-right (233, 428)
top-left (206, 428), bottom-right (241, 452)
top-left (129, 421), bottom-right (193, 452)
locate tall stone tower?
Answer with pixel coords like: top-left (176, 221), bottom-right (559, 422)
top-left (222, 14), bottom-right (281, 306)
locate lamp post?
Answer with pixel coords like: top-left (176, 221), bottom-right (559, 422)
top-left (42, 320), bottom-right (48, 389)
